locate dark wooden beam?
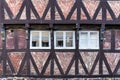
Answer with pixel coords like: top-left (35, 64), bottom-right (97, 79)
top-left (99, 24), bottom-right (105, 74)
top-left (75, 23), bottom-right (79, 75)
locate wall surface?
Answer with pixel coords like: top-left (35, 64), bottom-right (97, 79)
top-left (1, 29), bottom-right (119, 75)
top-left (4, 0), bottom-right (120, 20)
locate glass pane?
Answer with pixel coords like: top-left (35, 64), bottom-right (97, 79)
top-left (32, 32), bottom-right (39, 47)
top-left (89, 39), bottom-right (98, 49)
top-left (66, 32), bottom-right (73, 47)
top-left (66, 40), bottom-right (73, 47)
top-left (56, 40), bottom-right (63, 47)
top-left (42, 32), bottom-right (49, 47)
top-left (90, 32), bottom-right (98, 39)
top-left (79, 39), bottom-right (88, 49)
top-left (89, 32), bottom-right (99, 49)
top-left (79, 32), bottom-right (88, 49)
top-left (56, 32), bottom-right (63, 47)
top-left (66, 32), bottom-right (73, 39)
top-left (80, 32), bottom-right (87, 39)
top-left (56, 32), bottom-right (63, 39)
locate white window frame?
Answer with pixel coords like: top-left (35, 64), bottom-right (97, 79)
top-left (54, 31), bottom-right (75, 49)
top-left (79, 31), bottom-right (99, 49)
top-left (30, 31), bottom-right (51, 49)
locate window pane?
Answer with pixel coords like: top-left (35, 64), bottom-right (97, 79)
top-left (89, 32), bottom-right (99, 49)
top-left (66, 32), bottom-right (73, 47)
top-left (56, 32), bottom-right (63, 39)
top-left (66, 32), bottom-right (73, 39)
top-left (80, 39), bottom-right (88, 49)
top-left (90, 32), bottom-right (98, 39)
top-left (41, 32), bottom-right (49, 47)
top-left (80, 32), bottom-right (87, 39)
top-left (56, 32), bottom-right (63, 47)
top-left (79, 32), bottom-right (88, 49)
top-left (89, 39), bottom-right (98, 49)
top-left (32, 32), bottom-right (39, 47)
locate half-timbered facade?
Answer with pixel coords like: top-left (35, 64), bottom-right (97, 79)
top-left (0, 0), bottom-right (120, 79)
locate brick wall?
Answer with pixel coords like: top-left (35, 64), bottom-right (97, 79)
top-left (0, 28), bottom-right (118, 75)
top-left (4, 0), bottom-right (120, 20)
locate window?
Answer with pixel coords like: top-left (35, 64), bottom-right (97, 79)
top-left (54, 31), bottom-right (75, 49)
top-left (30, 31), bottom-right (51, 49)
top-left (79, 31), bottom-right (99, 49)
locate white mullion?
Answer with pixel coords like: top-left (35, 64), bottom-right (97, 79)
top-left (30, 31), bottom-right (32, 49)
top-left (88, 32), bottom-right (90, 49)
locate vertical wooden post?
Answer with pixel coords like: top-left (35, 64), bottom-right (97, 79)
top-left (2, 25), bottom-right (6, 76)
top-left (76, 0), bottom-right (81, 20)
top-left (51, 0), bottom-right (55, 21)
top-left (99, 24), bottom-right (105, 75)
top-left (14, 29), bottom-right (18, 49)
top-left (0, 0), bottom-right (4, 23)
top-left (0, 0), bottom-right (2, 23)
top-left (100, 0), bottom-right (107, 73)
top-left (75, 23), bottom-right (79, 75)
top-left (26, 24), bottom-right (31, 75)
top-left (50, 24), bottom-right (54, 75)
top-left (26, 0), bottom-right (31, 20)
top-left (102, 1), bottom-right (107, 21)
top-left (111, 29), bottom-right (115, 51)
